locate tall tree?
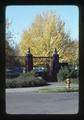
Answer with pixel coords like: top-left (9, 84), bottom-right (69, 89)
top-left (6, 19), bottom-right (15, 56)
top-left (6, 19), bottom-right (17, 67)
top-left (19, 11), bottom-right (79, 64)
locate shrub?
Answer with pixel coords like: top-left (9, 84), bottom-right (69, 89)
top-left (6, 79), bottom-right (18, 88)
top-left (68, 65), bottom-right (79, 78)
top-left (57, 66), bottom-right (70, 81)
top-left (6, 70), bottom-right (47, 88)
top-left (57, 64), bottom-right (79, 82)
top-left (70, 69), bottom-right (79, 78)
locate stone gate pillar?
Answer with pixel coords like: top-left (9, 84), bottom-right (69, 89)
top-left (50, 48), bottom-right (60, 82)
top-left (25, 48), bottom-right (33, 72)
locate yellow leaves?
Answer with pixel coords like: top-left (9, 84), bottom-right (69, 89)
top-left (19, 11), bottom-right (78, 64)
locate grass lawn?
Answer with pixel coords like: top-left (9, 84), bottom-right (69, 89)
top-left (36, 86), bottom-right (79, 93)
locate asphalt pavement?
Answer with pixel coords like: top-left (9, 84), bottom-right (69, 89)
top-left (6, 82), bottom-right (79, 114)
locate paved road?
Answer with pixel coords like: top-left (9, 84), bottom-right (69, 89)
top-left (6, 91), bottom-right (79, 114)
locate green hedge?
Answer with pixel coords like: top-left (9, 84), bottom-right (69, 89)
top-left (6, 71), bottom-right (47, 88)
top-left (57, 66), bottom-right (79, 81)
top-left (57, 67), bottom-right (69, 81)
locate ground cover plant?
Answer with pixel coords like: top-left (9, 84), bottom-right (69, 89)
top-left (6, 70), bottom-right (47, 88)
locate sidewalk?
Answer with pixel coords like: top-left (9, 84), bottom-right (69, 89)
top-left (6, 82), bottom-right (79, 93)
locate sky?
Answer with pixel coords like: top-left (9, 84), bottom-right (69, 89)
top-left (6, 5), bottom-right (79, 45)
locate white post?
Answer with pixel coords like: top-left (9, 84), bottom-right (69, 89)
top-left (23, 67), bottom-right (26, 73)
top-left (66, 78), bottom-right (71, 89)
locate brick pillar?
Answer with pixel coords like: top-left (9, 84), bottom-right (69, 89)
top-left (50, 48), bottom-right (60, 82)
top-left (25, 48), bottom-right (33, 72)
